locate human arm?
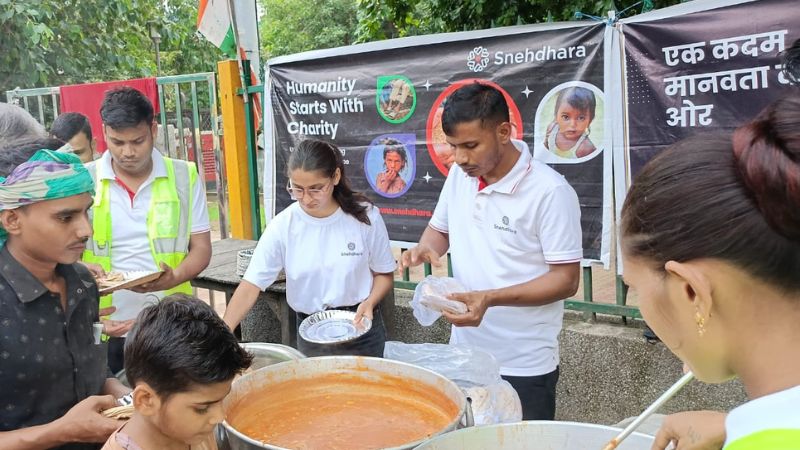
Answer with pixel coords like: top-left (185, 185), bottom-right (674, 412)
top-left (355, 207), bottom-right (398, 323)
top-left (651, 411), bottom-right (727, 450)
top-left (223, 224), bottom-right (284, 330)
top-left (222, 280), bottom-right (262, 330)
top-left (0, 395), bottom-right (120, 450)
top-left (442, 262), bottom-right (580, 326)
top-left (354, 272), bottom-right (393, 323)
top-left (398, 225), bottom-right (449, 270)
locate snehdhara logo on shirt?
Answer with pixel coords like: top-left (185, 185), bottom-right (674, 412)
top-left (342, 241), bottom-right (363, 256)
top-left (494, 215), bottom-right (517, 234)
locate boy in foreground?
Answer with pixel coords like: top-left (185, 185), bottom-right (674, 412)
top-left (102, 294), bottom-right (252, 450)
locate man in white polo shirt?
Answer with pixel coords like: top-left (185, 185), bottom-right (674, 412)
top-left (82, 87), bottom-right (212, 374)
top-left (401, 82), bottom-right (582, 420)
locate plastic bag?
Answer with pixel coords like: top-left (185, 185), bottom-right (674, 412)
top-left (463, 381), bottom-right (523, 425)
top-left (384, 342), bottom-right (522, 425)
top-left (412, 275), bottom-right (468, 326)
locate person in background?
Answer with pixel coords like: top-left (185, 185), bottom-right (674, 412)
top-left (223, 139), bottom-right (396, 357)
top-left (650, 36), bottom-right (800, 450)
top-left (627, 94), bottom-right (800, 450)
top-left (82, 87), bottom-right (212, 375)
top-left (400, 82), bottom-right (582, 420)
top-left (102, 294), bottom-right (252, 450)
top-left (0, 143), bottom-right (130, 450)
top-left (0, 103), bottom-right (45, 142)
top-left (51, 112), bottom-right (97, 163)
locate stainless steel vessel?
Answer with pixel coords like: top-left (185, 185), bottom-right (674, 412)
top-left (414, 420), bottom-right (655, 450)
top-left (221, 356), bottom-right (472, 450)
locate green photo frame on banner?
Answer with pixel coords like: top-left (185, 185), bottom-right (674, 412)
top-left (376, 75), bottom-right (417, 124)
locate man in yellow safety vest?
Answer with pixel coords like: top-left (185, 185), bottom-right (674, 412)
top-left (82, 87), bottom-right (212, 374)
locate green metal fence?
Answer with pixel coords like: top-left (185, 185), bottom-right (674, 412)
top-left (155, 73), bottom-right (228, 238)
top-left (5, 75), bottom-right (230, 238)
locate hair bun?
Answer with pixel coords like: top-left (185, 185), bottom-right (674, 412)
top-left (732, 94), bottom-right (800, 240)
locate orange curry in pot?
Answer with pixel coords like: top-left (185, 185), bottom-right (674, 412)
top-left (227, 372), bottom-right (459, 450)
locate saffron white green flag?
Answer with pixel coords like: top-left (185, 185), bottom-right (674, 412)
top-left (197, 0), bottom-right (262, 82)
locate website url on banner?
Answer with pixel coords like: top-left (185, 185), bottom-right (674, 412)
top-left (379, 207), bottom-right (433, 217)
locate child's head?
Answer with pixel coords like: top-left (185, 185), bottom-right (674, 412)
top-left (382, 139), bottom-right (407, 174)
top-left (553, 87), bottom-right (596, 139)
top-left (124, 294), bottom-right (252, 446)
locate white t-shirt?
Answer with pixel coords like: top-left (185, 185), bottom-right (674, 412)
top-left (429, 139), bottom-right (582, 377)
top-left (244, 202), bottom-right (397, 315)
top-left (724, 385), bottom-right (800, 449)
top-left (93, 149), bottom-right (211, 321)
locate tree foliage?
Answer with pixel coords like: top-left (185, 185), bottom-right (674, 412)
top-left (355, 0), bottom-right (686, 42)
top-left (259, 0), bottom-right (358, 59)
top-left (1, 0), bottom-right (221, 95)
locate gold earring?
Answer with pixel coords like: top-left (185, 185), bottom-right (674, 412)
top-left (695, 311), bottom-right (706, 337)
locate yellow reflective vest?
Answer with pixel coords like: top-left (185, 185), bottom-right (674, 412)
top-left (82, 157), bottom-right (196, 311)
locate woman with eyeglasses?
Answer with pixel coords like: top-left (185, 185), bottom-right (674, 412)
top-left (623, 94), bottom-right (800, 450)
top-left (223, 139), bottom-right (396, 357)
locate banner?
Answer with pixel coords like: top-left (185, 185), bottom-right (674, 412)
top-left (266, 22), bottom-right (612, 262)
top-left (613, 0), bottom-right (800, 273)
top-left (620, 0), bottom-right (799, 182)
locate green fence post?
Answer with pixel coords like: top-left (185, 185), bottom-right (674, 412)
top-left (241, 59), bottom-right (263, 239)
top-left (616, 274), bottom-right (630, 324)
top-left (158, 84), bottom-right (169, 153)
top-left (582, 266), bottom-right (596, 321)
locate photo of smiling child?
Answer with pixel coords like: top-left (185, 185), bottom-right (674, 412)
top-left (375, 138), bottom-right (409, 195)
top-left (544, 86), bottom-right (597, 159)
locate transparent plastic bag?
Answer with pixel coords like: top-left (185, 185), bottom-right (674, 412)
top-left (412, 275), bottom-right (468, 326)
top-left (384, 342), bottom-right (522, 424)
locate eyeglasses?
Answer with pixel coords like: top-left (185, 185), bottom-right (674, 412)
top-left (286, 180), bottom-right (333, 200)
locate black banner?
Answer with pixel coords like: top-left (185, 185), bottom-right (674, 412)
top-left (623, 0), bottom-right (800, 177)
top-left (267, 23), bottom-right (609, 260)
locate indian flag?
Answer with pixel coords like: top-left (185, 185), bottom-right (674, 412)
top-left (197, 0), bottom-right (237, 58)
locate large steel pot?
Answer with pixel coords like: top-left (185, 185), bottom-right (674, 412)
top-left (221, 356), bottom-right (472, 450)
top-left (239, 342), bottom-right (306, 370)
top-left (414, 420), bottom-right (655, 450)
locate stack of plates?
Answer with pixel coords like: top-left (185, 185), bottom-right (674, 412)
top-left (236, 249), bottom-right (255, 277)
top-left (298, 310), bottom-right (372, 344)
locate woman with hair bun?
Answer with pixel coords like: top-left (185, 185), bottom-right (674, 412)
top-left (622, 94), bottom-right (800, 450)
top-left (223, 139), bottom-right (396, 357)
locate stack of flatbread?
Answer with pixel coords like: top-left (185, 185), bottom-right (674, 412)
top-left (101, 405), bottom-right (134, 420)
top-left (97, 272), bottom-right (125, 290)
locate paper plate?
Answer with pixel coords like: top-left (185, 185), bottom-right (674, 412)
top-left (298, 310), bottom-right (372, 345)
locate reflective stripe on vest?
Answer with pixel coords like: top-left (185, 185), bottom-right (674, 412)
top-left (82, 157), bottom-right (196, 309)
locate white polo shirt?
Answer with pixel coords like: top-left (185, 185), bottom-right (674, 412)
top-left (93, 149), bottom-right (210, 321)
top-left (243, 203), bottom-right (397, 315)
top-left (429, 140), bottom-right (582, 377)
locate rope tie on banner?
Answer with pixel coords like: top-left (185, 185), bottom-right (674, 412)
top-left (574, 0), bottom-right (654, 25)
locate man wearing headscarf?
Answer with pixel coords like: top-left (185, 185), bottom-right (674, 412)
top-left (0, 147), bottom-right (130, 450)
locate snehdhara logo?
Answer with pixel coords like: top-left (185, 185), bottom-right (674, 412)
top-left (467, 46), bottom-right (490, 72)
top-left (495, 216), bottom-right (517, 234)
top-left (342, 241), bottom-right (363, 256)
top-left (467, 43), bottom-right (588, 72)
